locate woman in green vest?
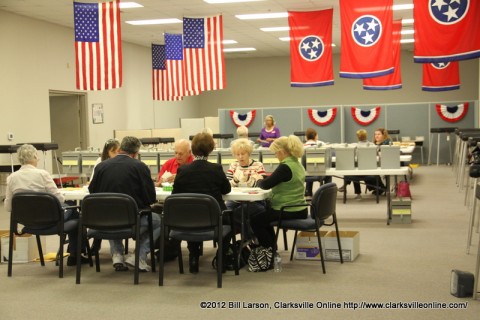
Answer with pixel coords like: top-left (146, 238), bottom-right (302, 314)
top-left (253, 135), bottom-right (307, 251)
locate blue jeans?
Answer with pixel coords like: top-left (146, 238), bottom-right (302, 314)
top-left (109, 213), bottom-right (161, 260)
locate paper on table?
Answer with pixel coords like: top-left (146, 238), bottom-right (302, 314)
top-left (161, 171), bottom-right (172, 180)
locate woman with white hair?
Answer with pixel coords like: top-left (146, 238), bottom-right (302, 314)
top-left (226, 139), bottom-right (267, 236)
top-left (252, 135), bottom-right (307, 253)
top-left (4, 144), bottom-right (88, 266)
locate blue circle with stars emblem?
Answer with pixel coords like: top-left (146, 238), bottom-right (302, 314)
top-left (298, 35), bottom-right (324, 62)
top-left (429, 0), bottom-right (469, 25)
top-left (351, 15), bottom-right (382, 47)
top-left (431, 62), bottom-right (450, 69)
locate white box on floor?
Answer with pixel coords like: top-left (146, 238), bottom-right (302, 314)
top-left (295, 231), bottom-right (328, 260)
top-left (324, 231), bottom-right (359, 262)
top-left (0, 230), bottom-right (45, 263)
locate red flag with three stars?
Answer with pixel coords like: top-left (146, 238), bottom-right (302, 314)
top-left (413, 0), bottom-right (480, 62)
top-left (288, 9), bottom-right (334, 87)
top-left (422, 62), bottom-right (460, 91)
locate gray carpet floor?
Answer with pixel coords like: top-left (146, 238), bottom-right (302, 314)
top-left (0, 165), bottom-right (479, 319)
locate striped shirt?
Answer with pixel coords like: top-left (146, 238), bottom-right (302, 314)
top-left (226, 159), bottom-right (266, 187)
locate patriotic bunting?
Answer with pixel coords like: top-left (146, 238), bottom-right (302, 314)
top-left (230, 110), bottom-right (257, 127)
top-left (351, 107), bottom-right (381, 126)
top-left (436, 103), bottom-right (469, 123)
top-left (307, 108), bottom-right (337, 126)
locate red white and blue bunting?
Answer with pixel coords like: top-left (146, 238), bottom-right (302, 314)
top-left (436, 103), bottom-right (469, 123)
top-left (230, 110), bottom-right (256, 127)
top-left (351, 107), bottom-right (381, 126)
top-left (307, 107), bottom-right (337, 126)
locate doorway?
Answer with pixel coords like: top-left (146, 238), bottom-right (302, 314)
top-left (49, 90), bottom-right (88, 175)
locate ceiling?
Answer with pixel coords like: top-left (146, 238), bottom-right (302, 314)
top-left (0, 0), bottom-right (415, 58)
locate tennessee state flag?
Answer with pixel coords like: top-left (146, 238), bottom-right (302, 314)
top-left (339, 0), bottom-right (394, 78)
top-left (289, 9), bottom-right (334, 87)
top-left (422, 62), bottom-right (460, 91)
top-left (413, 0), bottom-right (480, 63)
top-left (363, 20), bottom-right (402, 90)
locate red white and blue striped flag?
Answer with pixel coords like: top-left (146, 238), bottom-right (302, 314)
top-left (74, 0), bottom-right (122, 90)
top-left (152, 44), bottom-right (182, 101)
top-left (183, 15), bottom-right (225, 94)
top-left (165, 33), bottom-right (186, 98)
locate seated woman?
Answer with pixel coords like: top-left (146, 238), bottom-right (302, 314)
top-left (90, 138), bottom-right (120, 182)
top-left (373, 128), bottom-right (392, 146)
top-left (172, 132), bottom-right (232, 274)
top-left (303, 127), bottom-right (331, 198)
top-left (4, 144), bottom-right (88, 266)
top-left (339, 129), bottom-right (379, 199)
top-left (225, 138), bottom-right (267, 235)
top-left (252, 135), bottom-right (307, 254)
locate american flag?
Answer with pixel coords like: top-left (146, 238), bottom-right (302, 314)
top-left (152, 44), bottom-right (182, 101)
top-left (165, 33), bottom-right (186, 98)
top-left (183, 15), bottom-right (225, 94)
top-left (74, 0), bottom-right (122, 90)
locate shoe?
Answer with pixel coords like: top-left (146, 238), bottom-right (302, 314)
top-left (354, 194), bottom-right (362, 200)
top-left (67, 255), bottom-right (89, 266)
top-left (338, 186), bottom-right (345, 192)
top-left (125, 254), bottom-right (151, 272)
top-left (189, 255), bottom-right (199, 274)
top-left (112, 253), bottom-right (128, 271)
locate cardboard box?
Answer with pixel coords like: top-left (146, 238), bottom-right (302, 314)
top-left (0, 230), bottom-right (45, 263)
top-left (324, 231), bottom-right (360, 262)
top-left (295, 231), bottom-right (328, 260)
top-left (391, 199), bottom-right (412, 224)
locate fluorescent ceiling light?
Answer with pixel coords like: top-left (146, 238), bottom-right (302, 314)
top-left (400, 39), bottom-right (414, 44)
top-left (393, 4), bottom-right (414, 10)
top-left (223, 40), bottom-right (238, 44)
top-left (119, 2), bottom-right (143, 9)
top-left (125, 19), bottom-right (182, 25)
top-left (204, 0), bottom-right (264, 3)
top-left (402, 18), bottom-right (414, 25)
top-left (236, 12), bottom-right (288, 20)
top-left (223, 47), bottom-right (256, 52)
top-left (260, 26), bottom-right (290, 32)
top-left (279, 37), bottom-right (336, 47)
top-left (401, 29), bottom-right (414, 35)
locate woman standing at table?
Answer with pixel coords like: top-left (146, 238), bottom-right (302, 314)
top-left (253, 135), bottom-right (307, 255)
top-left (172, 132), bottom-right (231, 274)
top-left (373, 128), bottom-right (391, 146)
top-left (257, 115), bottom-right (281, 148)
top-left (226, 138), bottom-right (266, 235)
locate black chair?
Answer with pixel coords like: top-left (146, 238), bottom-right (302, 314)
top-left (76, 193), bottom-right (156, 285)
top-left (271, 182), bottom-right (343, 273)
top-left (159, 193), bottom-right (239, 288)
top-left (8, 192), bottom-right (79, 278)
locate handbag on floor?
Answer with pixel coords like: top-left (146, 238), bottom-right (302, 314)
top-left (247, 246), bottom-right (273, 272)
top-left (396, 180), bottom-right (412, 199)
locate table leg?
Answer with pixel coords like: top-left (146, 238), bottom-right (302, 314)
top-left (386, 176), bottom-right (391, 225)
